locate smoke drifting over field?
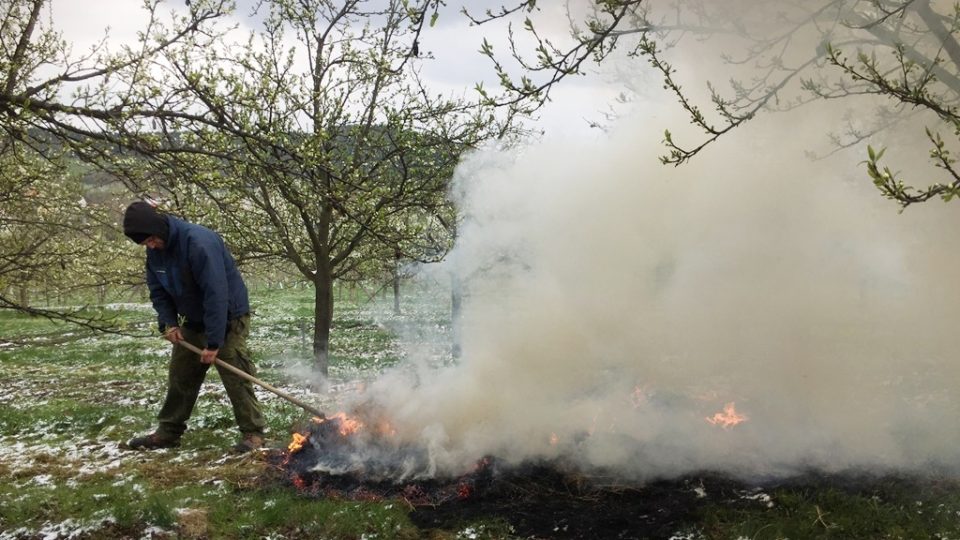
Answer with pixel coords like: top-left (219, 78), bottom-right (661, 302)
top-left (360, 94), bottom-right (960, 480)
top-left (352, 0), bottom-right (960, 477)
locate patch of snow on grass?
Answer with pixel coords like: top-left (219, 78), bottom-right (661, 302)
top-left (0, 528), bottom-right (31, 540)
top-left (741, 490), bottom-right (774, 508)
top-left (33, 517), bottom-right (112, 540)
top-left (139, 525), bottom-right (172, 539)
top-left (31, 474), bottom-right (55, 487)
top-left (667, 531), bottom-right (705, 540)
top-left (102, 302), bottom-right (155, 312)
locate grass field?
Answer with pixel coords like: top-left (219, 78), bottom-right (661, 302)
top-left (0, 286), bottom-right (459, 539)
top-left (2, 285), bottom-right (960, 539)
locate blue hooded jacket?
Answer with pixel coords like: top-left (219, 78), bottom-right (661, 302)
top-left (145, 216), bottom-right (249, 349)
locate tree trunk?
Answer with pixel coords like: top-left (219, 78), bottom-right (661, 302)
top-left (393, 249), bottom-right (402, 315)
top-left (393, 274), bottom-right (401, 314)
top-left (914, 0), bottom-right (960, 75)
top-left (19, 285), bottom-right (29, 309)
top-left (312, 266), bottom-right (334, 376)
top-left (450, 270), bottom-right (463, 358)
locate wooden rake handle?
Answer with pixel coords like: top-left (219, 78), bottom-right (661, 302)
top-left (174, 339), bottom-right (326, 419)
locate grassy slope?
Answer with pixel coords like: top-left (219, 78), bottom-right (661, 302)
top-left (1, 287), bottom-right (959, 539)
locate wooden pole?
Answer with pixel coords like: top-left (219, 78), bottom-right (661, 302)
top-left (174, 340), bottom-right (326, 419)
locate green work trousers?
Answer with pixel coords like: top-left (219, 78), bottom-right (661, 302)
top-left (156, 314), bottom-right (266, 438)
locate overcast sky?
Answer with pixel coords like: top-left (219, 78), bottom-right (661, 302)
top-left (49, 0), bottom-right (626, 138)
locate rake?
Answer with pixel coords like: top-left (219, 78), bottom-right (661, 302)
top-left (174, 339), bottom-right (326, 419)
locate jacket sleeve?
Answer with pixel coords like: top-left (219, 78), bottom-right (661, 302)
top-left (146, 263), bottom-right (178, 332)
top-left (188, 235), bottom-right (229, 349)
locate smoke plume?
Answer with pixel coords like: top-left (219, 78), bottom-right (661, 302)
top-left (357, 89), bottom-right (960, 481)
top-left (350, 0), bottom-right (960, 478)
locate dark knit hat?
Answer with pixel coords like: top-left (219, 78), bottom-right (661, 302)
top-left (123, 201), bottom-right (169, 244)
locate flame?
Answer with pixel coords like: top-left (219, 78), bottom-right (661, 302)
top-left (328, 411), bottom-right (364, 436)
top-left (706, 402), bottom-right (748, 429)
top-left (284, 411), bottom-right (371, 458)
top-left (549, 433), bottom-right (559, 446)
top-left (288, 432), bottom-right (308, 453)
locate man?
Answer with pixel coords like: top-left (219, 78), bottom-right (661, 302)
top-left (122, 201), bottom-right (267, 452)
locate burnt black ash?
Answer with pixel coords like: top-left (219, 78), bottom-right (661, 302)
top-left (269, 415), bottom-right (732, 537)
top-left (270, 416), bottom-right (956, 539)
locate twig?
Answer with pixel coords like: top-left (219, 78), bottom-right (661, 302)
top-left (813, 505), bottom-right (836, 529)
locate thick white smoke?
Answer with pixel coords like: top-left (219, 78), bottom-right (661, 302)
top-left (361, 94), bottom-right (960, 480)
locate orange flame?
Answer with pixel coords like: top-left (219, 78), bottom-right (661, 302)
top-left (706, 402), bottom-right (748, 429)
top-left (328, 411), bottom-right (364, 436)
top-left (288, 432), bottom-right (308, 453)
top-left (284, 411), bottom-right (371, 456)
top-left (549, 433), bottom-right (559, 446)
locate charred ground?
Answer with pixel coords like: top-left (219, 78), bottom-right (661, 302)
top-left (407, 462), bottom-right (715, 540)
top-left (270, 443), bottom-right (960, 540)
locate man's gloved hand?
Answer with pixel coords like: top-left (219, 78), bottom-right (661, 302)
top-left (200, 348), bottom-right (219, 365)
top-left (163, 327), bottom-right (184, 344)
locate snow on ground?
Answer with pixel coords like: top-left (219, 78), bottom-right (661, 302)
top-left (0, 517), bottom-right (119, 540)
top-left (0, 291), bottom-right (452, 538)
top-left (0, 435), bottom-right (135, 481)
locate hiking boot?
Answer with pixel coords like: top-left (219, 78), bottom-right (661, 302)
top-left (231, 433), bottom-right (265, 453)
top-left (127, 432), bottom-right (181, 450)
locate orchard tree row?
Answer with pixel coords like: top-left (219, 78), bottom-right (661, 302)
top-left (4, 0), bottom-right (959, 371)
top-left (0, 0), bottom-right (522, 372)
